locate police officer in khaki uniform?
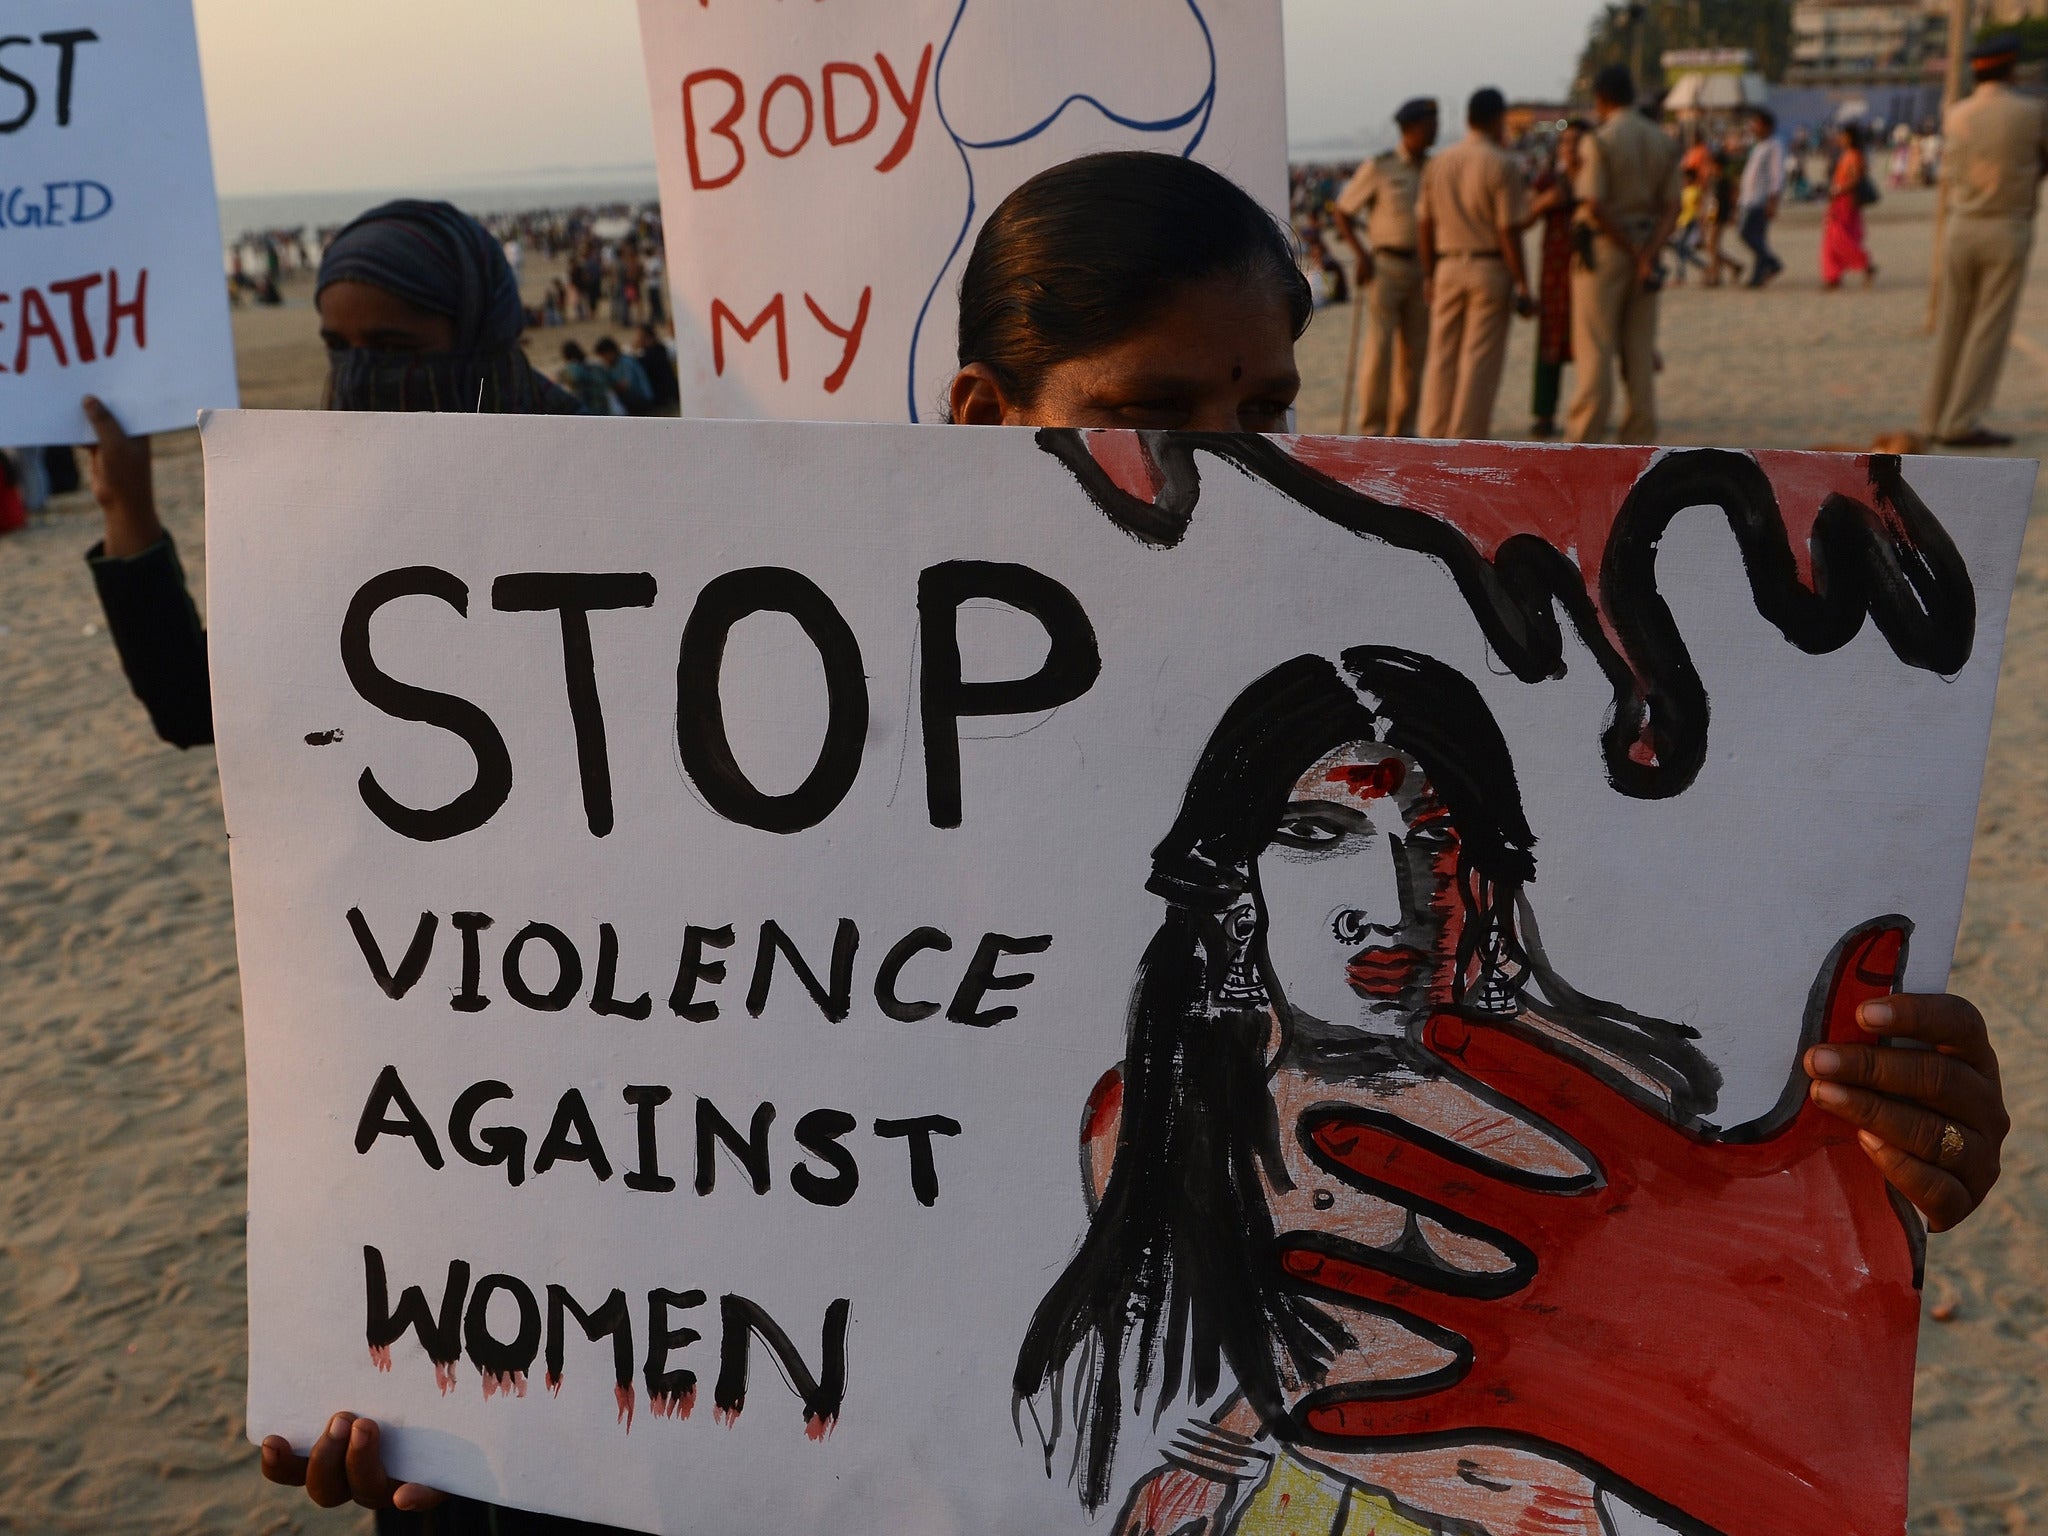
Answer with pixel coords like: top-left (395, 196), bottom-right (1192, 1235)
top-left (1924, 33), bottom-right (2048, 448)
top-left (1334, 98), bottom-right (1438, 436)
top-left (1417, 87), bottom-right (1533, 440)
top-left (1565, 64), bottom-right (1683, 445)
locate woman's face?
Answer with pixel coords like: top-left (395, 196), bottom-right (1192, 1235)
top-left (317, 280), bottom-right (458, 355)
top-left (1254, 741), bottom-right (1462, 1035)
top-left (948, 271), bottom-right (1300, 433)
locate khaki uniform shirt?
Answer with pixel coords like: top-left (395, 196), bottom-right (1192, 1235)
top-left (1944, 81), bottom-right (2048, 220)
top-left (1575, 109), bottom-right (1683, 239)
top-left (1336, 149), bottom-right (1425, 251)
top-left (1419, 130), bottom-right (1524, 256)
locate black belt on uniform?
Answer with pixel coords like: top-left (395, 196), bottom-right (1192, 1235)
top-left (1373, 246), bottom-right (1417, 259)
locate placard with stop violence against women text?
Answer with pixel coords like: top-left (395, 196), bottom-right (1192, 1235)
top-left (0, 1), bottom-right (236, 444)
top-left (205, 410), bottom-right (2030, 1536)
top-left (634, 0), bottom-right (1287, 423)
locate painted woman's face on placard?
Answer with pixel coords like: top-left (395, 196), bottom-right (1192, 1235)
top-left (1256, 743), bottom-right (1462, 1034)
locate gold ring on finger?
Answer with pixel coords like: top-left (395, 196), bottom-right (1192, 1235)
top-left (1937, 1120), bottom-right (1966, 1169)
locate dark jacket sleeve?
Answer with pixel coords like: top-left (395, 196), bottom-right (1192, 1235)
top-left (85, 533), bottom-right (215, 748)
top-left (377, 1494), bottom-right (640, 1535)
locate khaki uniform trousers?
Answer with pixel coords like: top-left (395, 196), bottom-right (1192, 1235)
top-left (1356, 253), bottom-right (1428, 436)
top-left (1924, 214), bottom-right (2034, 441)
top-left (1565, 236), bottom-right (1660, 444)
top-left (1418, 256), bottom-right (1514, 441)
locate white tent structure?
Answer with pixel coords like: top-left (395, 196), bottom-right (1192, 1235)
top-left (1663, 69), bottom-right (1774, 112)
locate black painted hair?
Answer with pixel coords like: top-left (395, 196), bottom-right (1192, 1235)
top-left (955, 151), bottom-right (1313, 408)
top-left (1468, 87), bottom-right (1508, 128)
top-left (1015, 645), bottom-right (1721, 1512)
top-left (1593, 63), bottom-right (1637, 107)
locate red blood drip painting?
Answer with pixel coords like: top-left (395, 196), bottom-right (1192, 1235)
top-left (649, 1387), bottom-right (697, 1422)
top-left (1324, 758), bottom-right (1406, 799)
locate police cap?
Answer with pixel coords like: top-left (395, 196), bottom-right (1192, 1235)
top-left (1973, 31), bottom-right (2022, 68)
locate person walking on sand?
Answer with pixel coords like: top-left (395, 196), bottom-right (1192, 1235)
top-left (1566, 65), bottom-right (1683, 445)
top-left (1822, 122), bottom-right (1878, 289)
top-left (1417, 88), bottom-right (1534, 441)
top-left (1334, 97), bottom-right (1438, 436)
top-left (1737, 107), bottom-right (1787, 288)
top-left (1529, 119), bottom-right (1588, 437)
top-left (1923, 32), bottom-right (2048, 449)
top-left (1705, 131), bottom-right (1746, 286)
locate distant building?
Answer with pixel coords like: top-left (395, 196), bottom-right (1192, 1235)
top-left (1981, 0), bottom-right (2048, 22)
top-left (1788, 0), bottom-right (1949, 87)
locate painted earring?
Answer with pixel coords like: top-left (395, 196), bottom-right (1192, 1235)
top-left (1219, 902), bottom-right (1268, 1005)
top-left (1473, 925), bottom-right (1523, 1015)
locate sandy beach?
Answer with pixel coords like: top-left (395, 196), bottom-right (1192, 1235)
top-left (1, 187), bottom-right (2044, 1533)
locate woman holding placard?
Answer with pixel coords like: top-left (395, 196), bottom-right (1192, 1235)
top-left (945, 154), bottom-right (2005, 1536)
top-left (80, 199), bottom-right (582, 750)
top-left (81, 153), bottom-right (2008, 1533)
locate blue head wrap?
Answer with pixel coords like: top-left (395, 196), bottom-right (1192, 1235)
top-left (315, 199), bottom-right (581, 414)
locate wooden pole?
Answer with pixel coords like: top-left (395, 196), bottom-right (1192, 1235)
top-left (1927, 0), bottom-right (1975, 333)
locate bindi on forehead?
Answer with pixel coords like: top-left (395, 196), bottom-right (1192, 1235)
top-left (1323, 758), bottom-right (1407, 799)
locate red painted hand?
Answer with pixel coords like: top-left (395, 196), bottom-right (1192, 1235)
top-left (1276, 920), bottom-right (1922, 1536)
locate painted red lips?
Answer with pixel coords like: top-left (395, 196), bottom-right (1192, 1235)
top-left (1346, 945), bottom-right (1427, 999)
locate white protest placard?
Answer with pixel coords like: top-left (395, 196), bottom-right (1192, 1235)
top-left (206, 413), bottom-right (2029, 1536)
top-left (0, 1), bottom-right (236, 445)
top-left (634, 0), bottom-right (1287, 422)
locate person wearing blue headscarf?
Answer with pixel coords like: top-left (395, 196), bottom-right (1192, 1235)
top-left (81, 201), bottom-right (584, 749)
top-left (315, 199), bottom-right (584, 414)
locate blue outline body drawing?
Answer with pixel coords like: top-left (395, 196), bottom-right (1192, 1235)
top-left (905, 0), bottom-right (1219, 421)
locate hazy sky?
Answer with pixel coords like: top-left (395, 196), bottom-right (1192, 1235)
top-left (192, 0), bottom-right (1606, 194)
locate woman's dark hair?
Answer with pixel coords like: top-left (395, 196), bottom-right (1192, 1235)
top-left (1014, 645), bottom-right (1720, 1511)
top-left (1840, 120), bottom-right (1865, 151)
top-left (955, 151), bottom-right (1313, 409)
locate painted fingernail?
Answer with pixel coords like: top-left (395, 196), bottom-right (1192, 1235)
top-left (1810, 1046), bottom-right (1842, 1075)
top-left (1859, 1000), bottom-right (1894, 1030)
top-left (1812, 1082), bottom-right (1851, 1108)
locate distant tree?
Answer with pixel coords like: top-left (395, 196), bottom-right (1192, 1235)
top-left (1574, 0), bottom-right (1793, 99)
top-left (1977, 16), bottom-right (2048, 63)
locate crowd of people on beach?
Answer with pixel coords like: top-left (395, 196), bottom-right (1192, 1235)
top-left (1290, 34), bottom-right (2043, 451)
top-left (1292, 110), bottom-right (1934, 308)
top-left (9, 39), bottom-right (2044, 547)
top-left (225, 200), bottom-right (668, 333)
